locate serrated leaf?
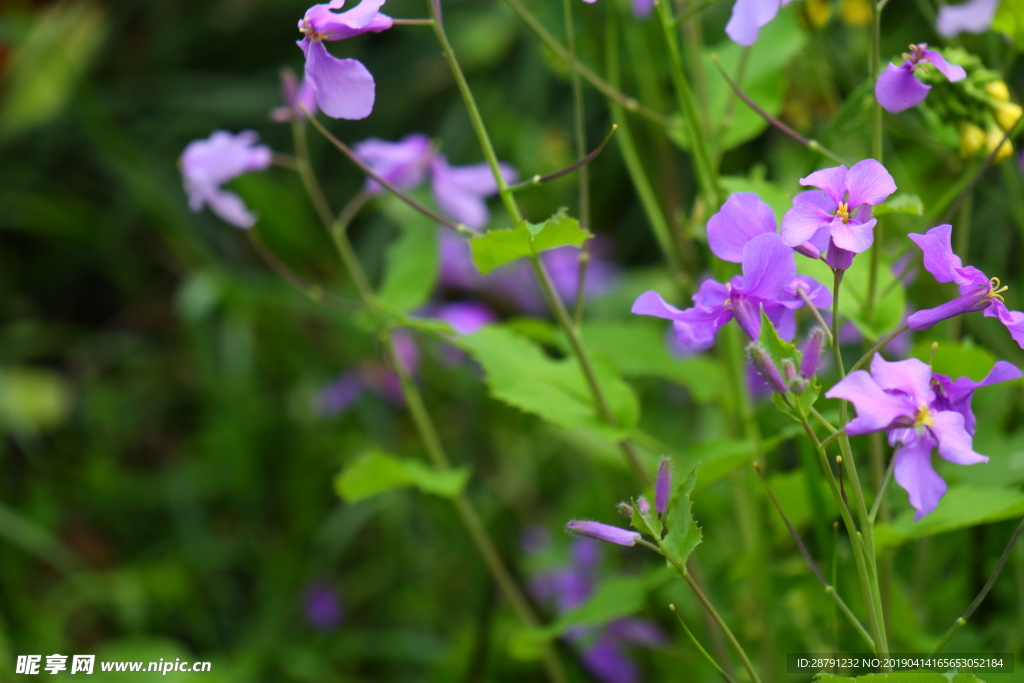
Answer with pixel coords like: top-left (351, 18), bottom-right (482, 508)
top-left (458, 326), bottom-right (639, 441)
top-left (376, 200), bottom-right (439, 312)
top-left (469, 210), bottom-right (591, 275)
top-left (662, 468), bottom-right (702, 568)
top-left (874, 485), bottom-right (1024, 549)
top-left (873, 193), bottom-right (924, 217)
top-left (335, 450), bottom-right (470, 503)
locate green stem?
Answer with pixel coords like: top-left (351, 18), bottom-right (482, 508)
top-left (669, 605), bottom-right (739, 683)
top-left (848, 323), bottom-right (910, 374)
top-left (563, 0), bottom-right (591, 326)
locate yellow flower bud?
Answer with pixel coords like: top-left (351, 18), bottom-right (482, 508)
top-left (985, 80), bottom-right (1011, 102)
top-left (804, 0), bottom-right (832, 28)
top-left (995, 101), bottom-right (1023, 132)
top-left (841, 0), bottom-right (871, 25)
top-left (986, 126), bottom-right (1014, 163)
top-left (959, 123), bottom-right (986, 157)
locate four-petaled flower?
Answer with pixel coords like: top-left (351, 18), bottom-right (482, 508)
top-left (826, 355), bottom-right (1018, 519)
top-left (906, 224), bottom-right (1024, 348)
top-left (180, 131), bottom-right (272, 229)
top-left (297, 0), bottom-right (393, 120)
top-left (781, 160), bottom-right (897, 270)
top-left (875, 43), bottom-right (967, 114)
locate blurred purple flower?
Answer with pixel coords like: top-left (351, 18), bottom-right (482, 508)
top-left (430, 156), bottom-right (518, 230)
top-left (937, 0), bottom-right (998, 37)
top-left (303, 583), bottom-right (343, 630)
top-left (271, 69), bottom-right (318, 122)
top-left (315, 332), bottom-right (419, 416)
top-left (316, 370), bottom-right (366, 417)
top-left (180, 131), bottom-right (272, 229)
top-left (432, 301), bottom-right (497, 335)
top-left (781, 160), bottom-right (896, 269)
top-left (875, 44), bottom-right (966, 113)
top-left (907, 224), bottom-right (1024, 348)
top-left (353, 134), bottom-right (434, 194)
top-left (297, 0), bottom-right (393, 120)
top-left (825, 355), bottom-right (1008, 519)
top-left (437, 228), bottom-right (485, 290)
top-left (726, 0), bottom-right (798, 46)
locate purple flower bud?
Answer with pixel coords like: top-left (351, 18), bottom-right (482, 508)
top-left (747, 344), bottom-right (788, 394)
top-left (782, 359), bottom-right (798, 382)
top-left (800, 328), bottom-right (825, 378)
top-left (655, 457), bottom-right (672, 515)
top-left (636, 496), bottom-right (651, 515)
top-left (566, 521), bottom-right (642, 547)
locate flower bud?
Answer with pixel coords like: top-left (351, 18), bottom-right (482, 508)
top-left (747, 343), bottom-right (787, 394)
top-left (985, 80), bottom-right (1011, 103)
top-left (636, 496), bottom-right (651, 515)
top-left (986, 126), bottom-right (1014, 163)
top-left (959, 123), bottom-right (986, 157)
top-left (566, 520), bottom-right (642, 547)
top-left (800, 328), bottom-right (825, 379)
top-left (655, 457), bottom-right (672, 515)
top-left (995, 102), bottom-right (1023, 132)
top-left (616, 502), bottom-right (634, 519)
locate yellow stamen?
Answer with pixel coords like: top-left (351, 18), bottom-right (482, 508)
top-left (835, 201), bottom-right (851, 223)
top-left (915, 404), bottom-right (935, 428)
top-left (988, 277), bottom-right (1009, 303)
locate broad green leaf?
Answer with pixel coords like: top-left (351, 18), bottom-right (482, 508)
top-left (662, 468), bottom-right (702, 568)
top-left (377, 200), bottom-right (439, 312)
top-left (669, 8), bottom-right (806, 151)
top-left (993, 0), bottom-right (1024, 51)
top-left (814, 673), bottom-right (963, 683)
top-left (458, 326), bottom-right (639, 441)
top-left (873, 193), bottom-right (924, 217)
top-left (469, 210), bottom-right (591, 275)
top-left (335, 450), bottom-right (470, 503)
top-left (0, 367), bottom-right (71, 435)
top-left (582, 320), bottom-right (723, 403)
top-left (798, 253), bottom-right (906, 340)
top-left (874, 485), bottom-right (1024, 549)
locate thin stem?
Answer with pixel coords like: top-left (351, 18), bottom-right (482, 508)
top-left (870, 0), bottom-right (883, 163)
top-left (831, 270), bottom-right (846, 379)
top-left (391, 18), bottom-right (434, 25)
top-left (930, 517), bottom-right (1024, 655)
top-left (868, 454), bottom-right (896, 524)
top-left (247, 229), bottom-right (359, 312)
top-left (810, 407), bottom-right (838, 434)
top-left (500, 0), bottom-right (670, 127)
top-left (848, 323), bottom-right (910, 374)
top-left (507, 125), bottom-right (618, 191)
top-left (668, 604), bottom-right (739, 683)
top-left (797, 286), bottom-right (834, 345)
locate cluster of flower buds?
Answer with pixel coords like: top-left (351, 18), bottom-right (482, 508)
top-left (746, 327), bottom-right (825, 397)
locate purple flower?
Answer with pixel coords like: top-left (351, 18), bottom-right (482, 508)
top-left (825, 355), bottom-right (1004, 519)
top-left (315, 370), bottom-right (366, 417)
top-left (431, 301), bottom-right (496, 335)
top-left (431, 157), bottom-right (518, 230)
top-left (633, 233), bottom-right (824, 350)
top-left (271, 69), bottom-right (318, 122)
top-left (655, 457), bottom-right (672, 515)
top-left (875, 44), bottom-right (967, 114)
top-left (437, 228), bottom-right (485, 290)
top-left (353, 134), bottom-right (434, 194)
top-left (180, 131), bottom-right (272, 229)
top-left (303, 583), bottom-right (343, 630)
top-left (297, 0), bottom-right (393, 120)
top-left (566, 521), bottom-right (641, 546)
top-left (907, 224), bottom-right (1024, 349)
top-left (781, 160), bottom-right (897, 269)
top-left (937, 0), bottom-right (998, 37)
top-left (726, 0), bottom-right (798, 46)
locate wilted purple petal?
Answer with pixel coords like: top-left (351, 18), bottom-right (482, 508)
top-left (301, 39), bottom-right (376, 120)
top-left (353, 134), bottom-right (434, 194)
top-left (706, 193), bottom-right (777, 263)
top-left (937, 0), bottom-right (998, 36)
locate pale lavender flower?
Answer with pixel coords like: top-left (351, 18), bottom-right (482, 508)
top-left (180, 131), bottom-right (272, 229)
top-left (566, 521), bottom-right (641, 546)
top-left (907, 224), bottom-right (1024, 348)
top-left (875, 44), bottom-right (967, 114)
top-left (297, 0), bottom-right (393, 120)
top-left (430, 156), bottom-right (517, 230)
top-left (353, 134), bottom-right (434, 194)
top-left (271, 69), bottom-right (318, 122)
top-left (937, 0), bottom-right (998, 37)
top-left (726, 0), bottom-right (798, 46)
top-left (655, 457), bottom-right (672, 515)
top-left (825, 355), bottom-right (998, 519)
top-left (781, 160), bottom-right (897, 269)
top-left (303, 583), bottom-right (343, 630)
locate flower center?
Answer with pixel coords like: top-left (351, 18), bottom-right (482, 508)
top-left (914, 404), bottom-right (935, 429)
top-left (299, 20), bottom-right (328, 41)
top-left (987, 277), bottom-right (1009, 303)
top-left (835, 201), bottom-right (851, 224)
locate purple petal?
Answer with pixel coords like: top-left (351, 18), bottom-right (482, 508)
top-left (922, 49), bottom-right (968, 82)
top-left (829, 216), bottom-right (876, 253)
top-left (566, 521), bottom-right (641, 546)
top-left (930, 411), bottom-right (988, 465)
top-left (933, 360), bottom-right (1022, 433)
top-left (868, 355), bottom-right (934, 407)
top-left (632, 0), bottom-right (656, 17)
top-left (893, 439), bottom-right (947, 520)
top-left (739, 233), bottom-right (796, 299)
top-left (825, 370), bottom-right (913, 435)
top-left (781, 196), bottom-right (833, 247)
top-left (581, 635), bottom-right (638, 683)
top-left (725, 0), bottom-right (786, 46)
top-left (672, 309), bottom-right (733, 351)
top-left (989, 301), bottom-right (1024, 349)
top-left (907, 290), bottom-right (991, 331)
top-left (937, 0), bottom-right (998, 37)
top-left (353, 134), bottom-right (434, 193)
top-left (303, 41), bottom-right (375, 120)
top-left (437, 229), bottom-right (484, 290)
top-left (844, 159), bottom-right (897, 208)
top-left (631, 291), bottom-right (687, 319)
top-left (316, 370), bottom-right (366, 417)
top-left (430, 157), bottom-right (517, 230)
top-left (730, 296), bottom-right (762, 340)
top-left (433, 301), bottom-right (496, 334)
top-left (800, 164), bottom-right (849, 205)
top-left (301, 0), bottom-right (393, 40)
top-left (824, 241), bottom-right (855, 270)
top-left (875, 63), bottom-right (930, 113)
top-left (908, 224), bottom-right (989, 288)
top-left (203, 187), bottom-right (259, 228)
top-left (706, 193), bottom-right (777, 263)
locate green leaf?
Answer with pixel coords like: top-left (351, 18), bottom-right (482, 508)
top-left (335, 450), bottom-right (470, 503)
top-left (458, 326), bottom-right (639, 441)
top-left (874, 485), bottom-right (1024, 549)
top-left (814, 673), bottom-right (959, 683)
top-left (376, 197), bottom-right (439, 312)
top-left (993, 0), bottom-right (1024, 51)
top-left (469, 210), bottom-right (591, 275)
top-left (662, 468), bottom-right (702, 568)
top-left (873, 193), bottom-right (924, 217)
